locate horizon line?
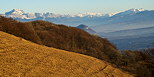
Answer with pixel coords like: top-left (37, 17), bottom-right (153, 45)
top-left (1, 8), bottom-right (154, 15)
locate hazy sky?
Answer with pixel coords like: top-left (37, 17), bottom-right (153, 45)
top-left (0, 0), bottom-right (154, 15)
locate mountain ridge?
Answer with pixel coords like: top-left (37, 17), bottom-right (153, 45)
top-left (93, 10), bottom-right (154, 32)
top-left (2, 8), bottom-right (154, 33)
top-left (2, 8), bottom-right (148, 19)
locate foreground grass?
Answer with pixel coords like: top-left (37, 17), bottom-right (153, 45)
top-left (0, 31), bottom-right (133, 77)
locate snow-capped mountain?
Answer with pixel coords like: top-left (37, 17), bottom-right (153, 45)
top-left (113, 8), bottom-right (145, 17)
top-left (4, 9), bottom-right (63, 19)
top-left (24, 13), bottom-right (36, 19)
top-left (93, 9), bottom-right (154, 33)
top-left (3, 8), bottom-right (146, 20)
top-left (106, 12), bottom-right (120, 17)
top-left (75, 12), bottom-right (104, 17)
top-left (1, 8), bottom-right (154, 32)
top-left (3, 9), bottom-right (104, 19)
top-left (5, 9), bottom-right (27, 19)
top-left (5, 9), bottom-right (25, 15)
top-left (2, 8), bottom-right (148, 19)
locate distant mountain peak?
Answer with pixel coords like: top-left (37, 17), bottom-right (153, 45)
top-left (113, 8), bottom-right (146, 17)
top-left (76, 12), bottom-right (103, 17)
top-left (127, 8), bottom-right (145, 12)
top-left (77, 24), bottom-right (89, 28)
top-left (77, 24), bottom-right (96, 34)
top-left (5, 9), bottom-right (25, 15)
top-left (2, 8), bottom-right (148, 19)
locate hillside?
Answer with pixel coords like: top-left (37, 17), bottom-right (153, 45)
top-left (0, 31), bottom-right (133, 77)
top-left (0, 16), bottom-right (153, 77)
top-left (0, 16), bottom-right (118, 63)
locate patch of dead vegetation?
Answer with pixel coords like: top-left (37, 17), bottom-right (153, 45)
top-left (0, 31), bottom-right (133, 77)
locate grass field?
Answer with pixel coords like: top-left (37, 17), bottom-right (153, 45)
top-left (0, 31), bottom-right (133, 77)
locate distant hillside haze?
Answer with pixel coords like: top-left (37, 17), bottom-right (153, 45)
top-left (101, 27), bottom-right (154, 50)
top-left (101, 27), bottom-right (154, 38)
top-left (76, 24), bottom-right (97, 34)
top-left (110, 35), bottom-right (154, 50)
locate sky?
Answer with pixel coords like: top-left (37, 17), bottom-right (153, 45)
top-left (0, 0), bottom-right (154, 15)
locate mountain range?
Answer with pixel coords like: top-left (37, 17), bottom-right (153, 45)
top-left (2, 9), bottom-right (114, 19)
top-left (1, 8), bottom-right (154, 33)
top-left (94, 9), bottom-right (154, 33)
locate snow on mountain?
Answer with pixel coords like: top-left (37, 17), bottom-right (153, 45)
top-left (113, 8), bottom-right (145, 17)
top-left (5, 9), bottom-right (25, 15)
top-left (46, 13), bottom-right (63, 18)
top-left (4, 9), bottom-right (63, 19)
top-left (24, 13), bottom-right (36, 19)
top-left (2, 8), bottom-right (153, 30)
top-left (75, 12), bottom-right (104, 17)
top-left (5, 9), bottom-right (27, 19)
top-left (3, 9), bottom-right (105, 19)
top-left (93, 9), bottom-right (154, 33)
top-left (2, 8), bottom-right (146, 20)
top-left (107, 12), bottom-right (120, 17)
top-left (2, 8), bottom-right (148, 19)
top-left (34, 13), bottom-right (44, 18)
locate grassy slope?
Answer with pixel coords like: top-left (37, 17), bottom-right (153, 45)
top-left (0, 31), bottom-right (133, 77)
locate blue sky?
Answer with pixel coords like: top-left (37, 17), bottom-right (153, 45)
top-left (0, 0), bottom-right (154, 15)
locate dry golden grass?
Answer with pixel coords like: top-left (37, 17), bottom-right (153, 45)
top-left (0, 31), bottom-right (133, 77)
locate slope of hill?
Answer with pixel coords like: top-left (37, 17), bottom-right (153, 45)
top-left (0, 16), bottom-right (118, 63)
top-left (0, 31), bottom-right (133, 77)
